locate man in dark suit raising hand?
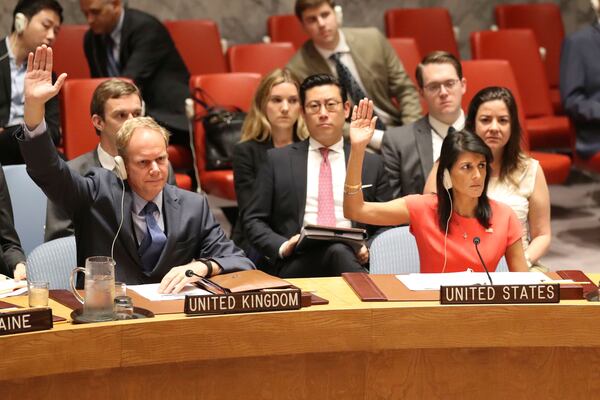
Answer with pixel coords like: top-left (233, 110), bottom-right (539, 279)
top-left (19, 45), bottom-right (253, 293)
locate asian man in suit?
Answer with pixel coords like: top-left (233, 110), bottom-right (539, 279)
top-left (20, 45), bottom-right (253, 293)
top-left (243, 74), bottom-right (392, 278)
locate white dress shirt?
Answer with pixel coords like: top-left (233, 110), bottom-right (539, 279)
top-left (303, 137), bottom-right (352, 229)
top-left (429, 110), bottom-right (465, 162)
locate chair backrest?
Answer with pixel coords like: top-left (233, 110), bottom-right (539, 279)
top-left (60, 78), bottom-right (110, 160)
top-left (384, 8), bottom-right (460, 59)
top-left (267, 14), bottom-right (309, 50)
top-left (227, 42), bottom-right (296, 75)
top-left (164, 19), bottom-right (227, 75)
top-left (189, 73), bottom-right (261, 177)
top-left (470, 29), bottom-right (553, 118)
top-left (461, 59), bottom-right (530, 150)
top-left (51, 24), bottom-right (90, 79)
top-left (387, 37), bottom-right (427, 114)
top-left (26, 236), bottom-right (76, 290)
top-left (2, 165), bottom-right (47, 255)
top-left (369, 226), bottom-right (420, 274)
top-left (495, 3), bottom-right (564, 90)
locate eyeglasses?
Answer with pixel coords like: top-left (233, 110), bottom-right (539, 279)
top-left (423, 79), bottom-right (460, 95)
top-left (304, 100), bottom-right (343, 114)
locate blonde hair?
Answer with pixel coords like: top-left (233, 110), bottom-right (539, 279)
top-left (240, 68), bottom-right (309, 143)
top-left (116, 117), bottom-right (170, 159)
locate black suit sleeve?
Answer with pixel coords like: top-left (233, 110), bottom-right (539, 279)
top-left (121, 19), bottom-right (174, 83)
top-left (193, 194), bottom-right (255, 272)
top-left (232, 142), bottom-right (258, 213)
top-left (380, 130), bottom-right (404, 199)
top-left (0, 165), bottom-right (25, 275)
top-left (242, 154), bottom-right (289, 263)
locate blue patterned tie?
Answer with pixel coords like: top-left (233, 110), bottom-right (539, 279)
top-left (105, 35), bottom-right (120, 77)
top-left (329, 52), bottom-right (386, 130)
top-left (138, 202), bottom-right (167, 274)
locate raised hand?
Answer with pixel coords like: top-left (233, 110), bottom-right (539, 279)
top-left (23, 45), bottom-right (67, 129)
top-left (24, 45), bottom-right (67, 107)
top-left (349, 98), bottom-right (377, 149)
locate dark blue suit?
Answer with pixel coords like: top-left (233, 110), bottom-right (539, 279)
top-left (19, 130), bottom-right (253, 285)
top-left (560, 22), bottom-right (600, 158)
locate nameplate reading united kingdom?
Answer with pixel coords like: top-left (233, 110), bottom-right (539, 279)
top-left (184, 288), bottom-right (302, 315)
top-left (0, 307), bottom-right (53, 336)
top-left (440, 284), bottom-right (560, 305)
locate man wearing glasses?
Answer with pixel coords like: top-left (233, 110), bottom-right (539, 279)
top-left (381, 51), bottom-right (467, 198)
top-left (243, 74), bottom-right (392, 278)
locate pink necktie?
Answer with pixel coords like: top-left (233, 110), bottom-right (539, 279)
top-left (317, 147), bottom-right (336, 227)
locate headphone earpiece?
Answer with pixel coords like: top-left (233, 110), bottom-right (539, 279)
top-left (442, 169), bottom-right (453, 190)
top-left (114, 156), bottom-right (128, 180)
top-left (14, 12), bottom-right (27, 35)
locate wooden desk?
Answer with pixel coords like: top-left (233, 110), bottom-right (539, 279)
top-left (1, 276), bottom-right (600, 399)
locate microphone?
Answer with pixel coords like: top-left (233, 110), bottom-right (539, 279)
top-left (473, 237), bottom-right (493, 285)
top-left (185, 270), bottom-right (226, 294)
top-left (185, 269), bottom-right (201, 278)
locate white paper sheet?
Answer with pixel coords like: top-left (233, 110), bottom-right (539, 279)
top-left (396, 270), bottom-right (562, 291)
top-left (128, 283), bottom-right (211, 301)
top-left (0, 279), bottom-right (28, 298)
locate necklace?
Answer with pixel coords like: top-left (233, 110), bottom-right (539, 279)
top-left (452, 214), bottom-right (469, 240)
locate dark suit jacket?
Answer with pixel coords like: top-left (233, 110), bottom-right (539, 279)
top-left (380, 116), bottom-right (434, 198)
top-left (287, 27), bottom-right (421, 126)
top-left (243, 140), bottom-right (392, 264)
top-left (231, 140), bottom-right (273, 252)
top-left (20, 130), bottom-right (253, 284)
top-left (83, 8), bottom-right (190, 133)
top-left (0, 164), bottom-right (25, 277)
top-left (44, 148), bottom-right (178, 242)
top-left (560, 22), bottom-right (600, 158)
top-left (0, 38), bottom-right (61, 164)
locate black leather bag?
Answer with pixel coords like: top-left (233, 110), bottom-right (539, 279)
top-left (192, 88), bottom-right (247, 170)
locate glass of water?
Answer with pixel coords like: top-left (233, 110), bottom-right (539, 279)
top-left (28, 281), bottom-right (49, 307)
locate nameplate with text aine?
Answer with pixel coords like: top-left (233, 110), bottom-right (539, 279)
top-left (0, 307), bottom-right (53, 336)
top-left (440, 284), bottom-right (560, 305)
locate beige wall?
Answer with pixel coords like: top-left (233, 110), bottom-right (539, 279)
top-left (1, 0), bottom-right (596, 59)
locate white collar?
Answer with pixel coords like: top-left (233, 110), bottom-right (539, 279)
top-left (132, 190), bottom-right (164, 216)
top-left (96, 144), bottom-right (116, 170)
top-left (428, 109), bottom-right (465, 139)
top-left (308, 136), bottom-right (344, 153)
top-left (314, 30), bottom-right (349, 60)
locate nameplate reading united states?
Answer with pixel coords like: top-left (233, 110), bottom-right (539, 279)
top-left (440, 284), bottom-right (560, 305)
top-left (0, 307), bottom-right (53, 336)
top-left (184, 288), bottom-right (302, 315)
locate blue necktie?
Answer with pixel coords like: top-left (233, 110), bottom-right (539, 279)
top-left (105, 35), bottom-right (120, 77)
top-left (329, 52), bottom-right (386, 130)
top-left (138, 202), bottom-right (167, 274)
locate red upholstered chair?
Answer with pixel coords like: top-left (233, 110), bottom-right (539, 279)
top-left (60, 78), bottom-right (108, 160)
top-left (384, 8), bottom-right (460, 59)
top-left (189, 73), bottom-right (262, 200)
top-left (164, 20), bottom-right (227, 75)
top-left (51, 24), bottom-right (90, 79)
top-left (60, 79), bottom-right (193, 190)
top-left (267, 14), bottom-right (308, 50)
top-left (470, 29), bottom-right (573, 151)
top-left (461, 60), bottom-right (571, 184)
top-left (226, 43), bottom-right (296, 75)
top-left (387, 37), bottom-right (427, 115)
top-left (495, 3), bottom-right (565, 114)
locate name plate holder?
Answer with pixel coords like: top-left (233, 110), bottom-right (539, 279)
top-left (0, 307), bottom-right (53, 336)
top-left (440, 284), bottom-right (560, 305)
top-left (184, 288), bottom-right (302, 316)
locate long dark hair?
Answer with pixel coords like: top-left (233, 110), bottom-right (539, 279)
top-left (465, 86), bottom-right (526, 184)
top-left (436, 130), bottom-right (493, 232)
